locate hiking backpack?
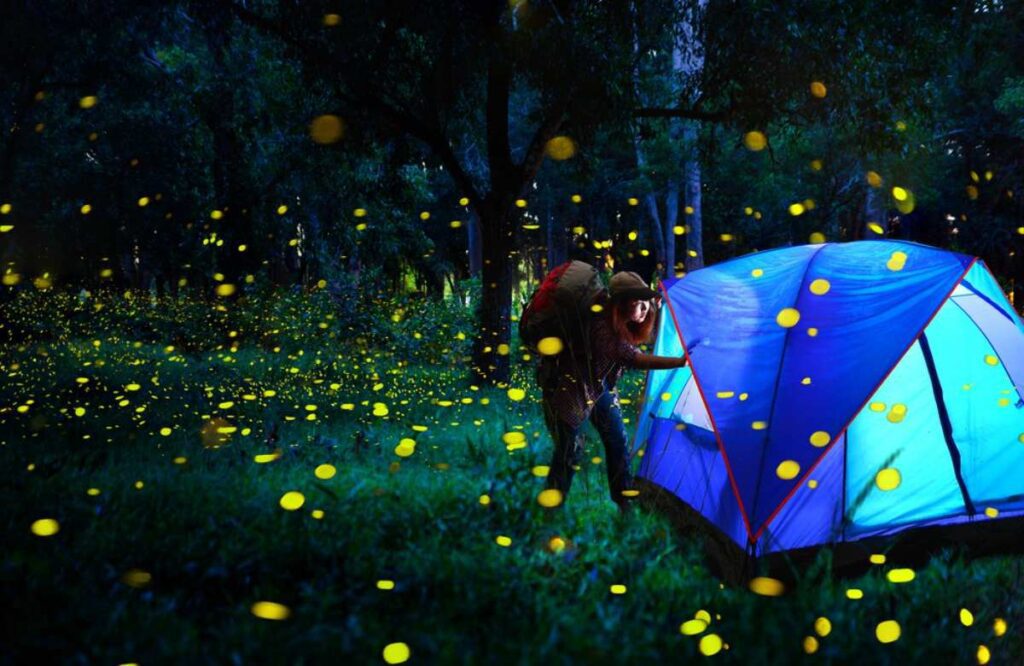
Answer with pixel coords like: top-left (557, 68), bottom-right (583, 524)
top-left (518, 260), bottom-right (607, 356)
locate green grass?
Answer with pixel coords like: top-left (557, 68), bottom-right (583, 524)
top-left (1, 288), bottom-right (1022, 664)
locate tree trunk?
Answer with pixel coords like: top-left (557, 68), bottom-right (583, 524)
top-left (472, 203), bottom-right (513, 383)
top-left (677, 0), bottom-right (706, 272)
top-left (683, 123), bottom-right (704, 271)
top-left (643, 194), bottom-right (666, 269)
top-left (467, 210), bottom-right (483, 277)
top-left (632, 2), bottom-right (667, 275)
top-left (864, 181), bottom-right (888, 239)
top-left (664, 185), bottom-right (679, 276)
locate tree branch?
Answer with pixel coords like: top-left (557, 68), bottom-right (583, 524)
top-left (219, 0), bottom-right (481, 205)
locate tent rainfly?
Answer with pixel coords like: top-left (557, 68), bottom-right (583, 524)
top-left (634, 240), bottom-right (1024, 581)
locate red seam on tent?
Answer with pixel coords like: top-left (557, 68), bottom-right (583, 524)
top-left (751, 257), bottom-right (979, 543)
top-left (659, 281), bottom-right (755, 543)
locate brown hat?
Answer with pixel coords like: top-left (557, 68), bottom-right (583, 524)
top-left (609, 271), bottom-right (658, 301)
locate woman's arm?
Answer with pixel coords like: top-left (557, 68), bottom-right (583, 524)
top-left (631, 353), bottom-right (688, 371)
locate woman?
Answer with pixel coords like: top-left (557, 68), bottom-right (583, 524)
top-left (539, 271), bottom-right (688, 514)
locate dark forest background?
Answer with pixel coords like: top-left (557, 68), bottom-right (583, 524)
top-left (3, 0), bottom-right (1024, 383)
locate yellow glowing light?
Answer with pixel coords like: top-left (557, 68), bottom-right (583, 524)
top-left (749, 576), bottom-right (785, 596)
top-left (887, 568), bottom-right (915, 583)
top-left (866, 171), bottom-right (883, 188)
top-left (776, 308), bottom-right (800, 328)
top-left (251, 601), bottom-right (291, 620)
top-left (814, 617), bottom-right (832, 637)
top-left (545, 135), bottom-right (577, 160)
top-left (699, 634), bottom-right (723, 656)
top-left (961, 608), bottom-right (975, 626)
top-left (495, 535), bottom-right (512, 547)
top-left (310, 114), bottom-right (345, 144)
top-left (809, 431), bottom-right (830, 447)
top-left (810, 81), bottom-right (827, 98)
top-left (314, 464), bottom-right (336, 480)
top-left (776, 460), bottom-right (800, 480)
top-left (382, 642), bottom-right (411, 664)
top-left (537, 337), bottom-right (564, 356)
top-left (887, 403), bottom-right (908, 424)
top-left (744, 131), bottom-right (767, 151)
top-left (788, 202), bottom-right (806, 216)
top-left (515, 199), bottom-right (527, 208)
top-left (875, 620), bottom-right (901, 643)
top-left (31, 518), bottom-right (60, 537)
top-left (680, 619), bottom-right (708, 635)
top-left (79, 95), bottom-right (98, 109)
top-left (875, 468), bottom-right (902, 491)
top-left (887, 251), bottom-right (907, 272)
top-left (215, 283), bottom-right (236, 297)
top-left (507, 388), bottom-right (526, 401)
top-left (394, 438), bottom-right (416, 457)
top-left (279, 491), bottom-right (305, 511)
top-left (809, 279), bottom-right (831, 295)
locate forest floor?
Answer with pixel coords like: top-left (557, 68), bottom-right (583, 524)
top-left (1, 288), bottom-right (1021, 664)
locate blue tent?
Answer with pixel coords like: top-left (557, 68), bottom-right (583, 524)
top-left (634, 240), bottom-right (1024, 571)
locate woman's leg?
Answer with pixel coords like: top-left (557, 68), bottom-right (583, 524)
top-left (542, 393), bottom-right (584, 501)
top-left (590, 388), bottom-right (634, 509)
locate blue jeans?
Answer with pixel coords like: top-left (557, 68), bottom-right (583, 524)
top-left (542, 385), bottom-right (635, 508)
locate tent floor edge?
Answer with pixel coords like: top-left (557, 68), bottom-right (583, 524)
top-left (634, 477), bottom-right (751, 586)
top-left (636, 477), bottom-right (1024, 585)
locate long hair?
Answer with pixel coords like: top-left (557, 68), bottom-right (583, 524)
top-left (609, 296), bottom-right (657, 346)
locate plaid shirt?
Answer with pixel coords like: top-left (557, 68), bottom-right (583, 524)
top-left (539, 313), bottom-right (640, 429)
